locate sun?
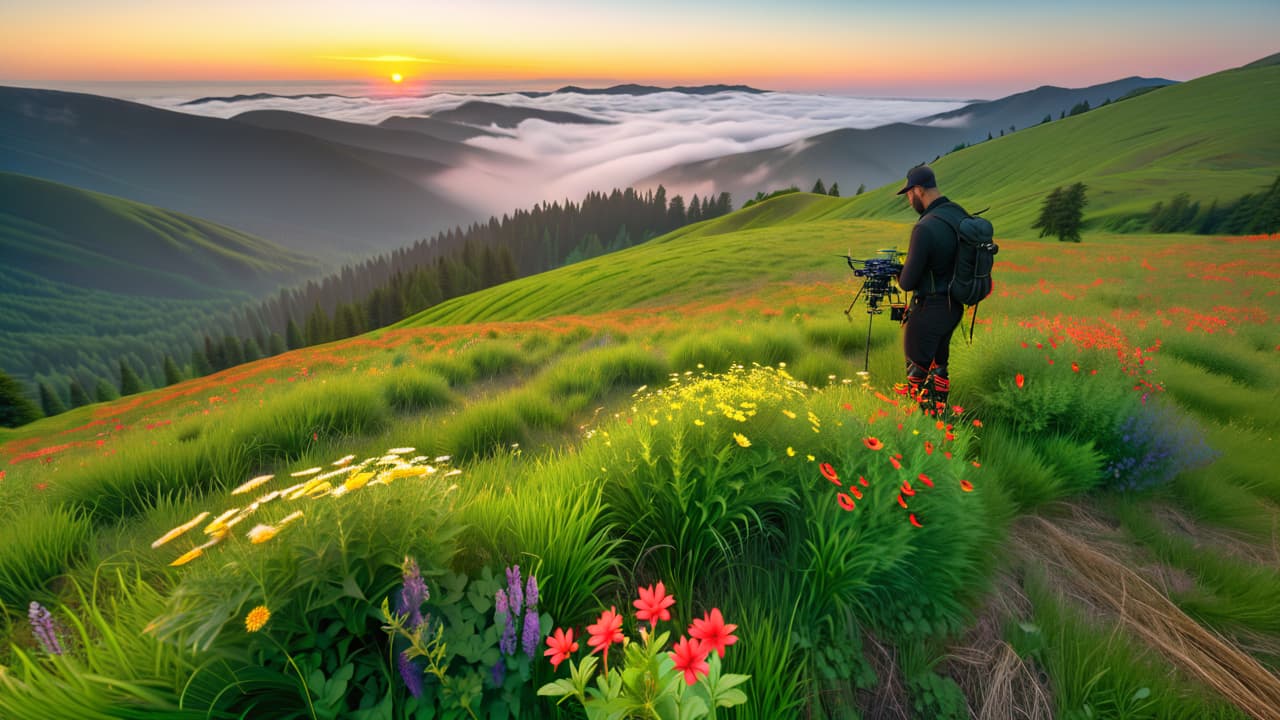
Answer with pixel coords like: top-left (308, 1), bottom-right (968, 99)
top-left (390, 73), bottom-right (403, 83)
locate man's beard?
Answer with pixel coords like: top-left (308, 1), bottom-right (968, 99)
top-left (911, 194), bottom-right (926, 215)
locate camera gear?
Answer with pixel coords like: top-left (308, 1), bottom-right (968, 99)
top-left (840, 248), bottom-right (909, 372)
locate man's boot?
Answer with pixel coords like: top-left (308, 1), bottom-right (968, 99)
top-left (928, 369), bottom-right (950, 417)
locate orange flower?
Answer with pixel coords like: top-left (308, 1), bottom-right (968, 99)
top-left (901, 482), bottom-right (915, 497)
top-left (972, 419), bottom-right (983, 427)
top-left (917, 473), bottom-right (934, 488)
top-left (960, 480), bottom-right (974, 492)
top-left (837, 493), bottom-right (855, 511)
top-left (909, 514), bottom-right (923, 528)
top-left (1015, 373), bottom-right (1025, 389)
top-left (889, 456), bottom-right (902, 470)
top-left (924, 441), bottom-right (934, 455)
top-left (244, 605), bottom-right (270, 632)
top-left (851, 487), bottom-right (863, 500)
top-left (863, 437), bottom-right (884, 451)
top-left (544, 628), bottom-right (579, 670)
top-left (820, 463), bottom-right (840, 485)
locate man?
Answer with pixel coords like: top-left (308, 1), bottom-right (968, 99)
top-left (895, 164), bottom-right (967, 415)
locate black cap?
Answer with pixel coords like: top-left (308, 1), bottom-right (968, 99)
top-left (896, 165), bottom-right (936, 195)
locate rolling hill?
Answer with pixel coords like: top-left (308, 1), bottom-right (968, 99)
top-left (640, 76), bottom-right (1175, 204)
top-left (428, 100), bottom-right (612, 128)
top-left (0, 86), bottom-right (479, 261)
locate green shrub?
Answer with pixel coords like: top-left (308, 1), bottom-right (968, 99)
top-left (381, 367), bottom-right (454, 412)
top-left (441, 400), bottom-right (529, 461)
top-left (0, 506), bottom-right (93, 606)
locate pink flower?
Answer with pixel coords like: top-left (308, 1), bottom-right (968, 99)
top-left (688, 608), bottom-right (738, 659)
top-left (633, 582), bottom-right (676, 627)
top-left (669, 636), bottom-right (710, 685)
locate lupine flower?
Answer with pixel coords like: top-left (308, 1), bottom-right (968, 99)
top-left (587, 606), bottom-right (624, 655)
top-left (544, 627), bottom-right (578, 669)
top-left (688, 608), bottom-right (738, 658)
top-left (669, 636), bottom-right (710, 685)
top-left (244, 605), bottom-right (271, 632)
top-left (491, 657), bottom-right (507, 687)
top-left (634, 581), bottom-right (676, 627)
top-left (525, 573), bottom-right (539, 610)
top-left (522, 607), bottom-right (541, 659)
top-left (398, 557), bottom-right (429, 629)
top-left (506, 566), bottom-right (524, 618)
top-left (28, 602), bottom-right (62, 655)
top-left (495, 589), bottom-right (517, 656)
top-left (399, 651), bottom-right (424, 698)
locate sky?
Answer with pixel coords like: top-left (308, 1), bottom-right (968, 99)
top-left (1, 0), bottom-right (1278, 98)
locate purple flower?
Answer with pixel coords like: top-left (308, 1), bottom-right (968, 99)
top-left (500, 616), bottom-right (518, 657)
top-left (491, 657), bottom-right (507, 687)
top-left (525, 573), bottom-right (538, 610)
top-left (28, 602), bottom-right (62, 656)
top-left (495, 588), bottom-right (508, 618)
top-left (398, 651), bottom-right (423, 698)
top-left (397, 557), bottom-right (429, 629)
top-left (521, 607), bottom-right (541, 659)
top-left (506, 565), bottom-right (523, 618)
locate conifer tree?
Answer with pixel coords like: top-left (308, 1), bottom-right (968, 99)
top-left (0, 371), bottom-right (41, 427)
top-left (829, 182), bottom-right (840, 197)
top-left (163, 355), bottom-right (183, 385)
top-left (190, 348), bottom-right (212, 377)
top-left (94, 378), bottom-right (119, 403)
top-left (69, 379), bottom-right (91, 408)
top-left (120, 360), bottom-right (145, 396)
top-left (812, 179), bottom-right (827, 195)
top-left (39, 381), bottom-right (66, 417)
top-left (268, 332), bottom-right (288, 356)
top-left (286, 318), bottom-right (305, 350)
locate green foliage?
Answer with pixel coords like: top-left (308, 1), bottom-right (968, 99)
top-left (38, 381), bottom-right (66, 417)
top-left (668, 325), bottom-right (803, 374)
top-left (441, 399), bottom-right (529, 461)
top-left (0, 506), bottom-right (92, 606)
top-left (381, 367), bottom-right (455, 413)
top-left (0, 369), bottom-right (42, 427)
top-left (119, 359), bottom-right (145, 396)
top-left (1032, 183), bottom-right (1089, 242)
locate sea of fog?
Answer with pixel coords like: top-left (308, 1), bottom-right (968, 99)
top-left (121, 83), bottom-right (970, 214)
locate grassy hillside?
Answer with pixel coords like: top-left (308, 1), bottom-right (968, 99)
top-left (835, 62), bottom-right (1280, 234)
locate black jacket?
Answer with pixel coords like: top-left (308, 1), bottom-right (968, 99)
top-left (898, 196), bottom-right (968, 294)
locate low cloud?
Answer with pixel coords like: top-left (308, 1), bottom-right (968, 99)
top-left (149, 90), bottom-right (964, 215)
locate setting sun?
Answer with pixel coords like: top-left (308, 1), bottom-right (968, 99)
top-left (390, 72), bottom-right (403, 83)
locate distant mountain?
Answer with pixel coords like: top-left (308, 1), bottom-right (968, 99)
top-left (377, 115), bottom-right (500, 143)
top-left (0, 86), bottom-right (478, 261)
top-left (915, 76), bottom-right (1176, 142)
top-left (429, 100), bottom-right (612, 128)
top-left (0, 172), bottom-right (321, 298)
top-left (180, 92), bottom-right (351, 106)
top-left (520, 84), bottom-right (768, 97)
top-left (231, 109), bottom-right (511, 167)
top-left (641, 76), bottom-right (1176, 202)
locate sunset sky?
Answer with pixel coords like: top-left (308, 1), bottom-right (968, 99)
top-left (2, 0), bottom-right (1277, 98)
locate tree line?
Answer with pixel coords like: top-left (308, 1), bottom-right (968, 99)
top-left (3, 185), bottom-right (733, 425)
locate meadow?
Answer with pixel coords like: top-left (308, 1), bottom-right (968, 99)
top-left (1, 186), bottom-right (1277, 719)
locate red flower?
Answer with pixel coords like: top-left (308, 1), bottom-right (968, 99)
top-left (544, 628), bottom-right (578, 669)
top-left (587, 606), bottom-right (624, 655)
top-left (901, 481), bottom-right (915, 497)
top-left (889, 456), bottom-right (902, 470)
top-left (1072, 362), bottom-right (1080, 373)
top-left (842, 403), bottom-right (853, 411)
top-left (951, 405), bottom-right (964, 414)
top-left (897, 494), bottom-right (908, 509)
top-left (837, 493), bottom-right (855, 511)
top-left (670, 636), bottom-right (710, 685)
top-left (1015, 374), bottom-right (1025, 389)
top-left (909, 513), bottom-right (924, 528)
top-left (820, 463), bottom-right (840, 485)
top-left (688, 608), bottom-right (738, 659)
top-left (917, 473), bottom-right (934, 488)
top-left (924, 441), bottom-right (934, 455)
top-left (863, 437), bottom-right (884, 451)
top-left (851, 487), bottom-right (863, 500)
top-left (634, 582), bottom-right (676, 626)
top-left (960, 480), bottom-right (974, 493)
top-left (972, 419), bottom-right (983, 427)
top-left (858, 476), bottom-right (869, 487)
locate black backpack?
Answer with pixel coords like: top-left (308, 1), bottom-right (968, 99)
top-left (927, 206), bottom-right (998, 340)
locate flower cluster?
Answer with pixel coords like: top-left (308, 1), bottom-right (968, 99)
top-left (494, 565), bottom-right (541, 686)
top-left (395, 556), bottom-right (432, 698)
top-left (28, 601), bottom-right (63, 655)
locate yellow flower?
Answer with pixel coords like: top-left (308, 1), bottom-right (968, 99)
top-left (247, 524), bottom-right (280, 544)
top-left (733, 433), bottom-right (751, 448)
top-left (693, 419), bottom-right (705, 426)
top-left (231, 474), bottom-right (274, 496)
top-left (169, 547), bottom-right (204, 567)
top-left (203, 508), bottom-right (240, 535)
top-left (343, 472), bottom-right (375, 491)
top-left (782, 409), bottom-right (797, 419)
top-left (245, 605), bottom-right (271, 633)
top-left (277, 510), bottom-right (304, 527)
top-left (787, 447), bottom-right (796, 457)
top-left (151, 511), bottom-right (211, 549)
top-left (806, 454), bottom-right (816, 462)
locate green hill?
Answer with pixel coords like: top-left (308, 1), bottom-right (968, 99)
top-left (834, 62), bottom-right (1280, 234)
top-left (1, 172), bottom-right (322, 298)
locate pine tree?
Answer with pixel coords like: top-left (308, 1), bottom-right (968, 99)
top-left (222, 335), bottom-right (244, 368)
top-left (69, 379), bottom-right (91, 408)
top-left (1058, 183), bottom-right (1089, 242)
top-left (0, 371), bottom-right (42, 427)
top-left (286, 318), bottom-right (305, 350)
top-left (829, 182), bottom-right (840, 197)
top-left (812, 179), bottom-right (827, 195)
top-left (1032, 186), bottom-right (1065, 240)
top-left (119, 360), bottom-right (145, 396)
top-left (204, 334), bottom-right (225, 371)
top-left (190, 348), bottom-right (212, 377)
top-left (856, 183), bottom-right (866, 196)
top-left (94, 378), bottom-right (119, 403)
top-left (163, 355), bottom-right (183, 385)
top-left (38, 381), bottom-right (66, 417)
top-left (268, 332), bottom-right (288, 356)
top-left (243, 337), bottom-right (263, 363)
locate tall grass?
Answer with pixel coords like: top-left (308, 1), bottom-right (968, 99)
top-left (0, 506), bottom-right (93, 606)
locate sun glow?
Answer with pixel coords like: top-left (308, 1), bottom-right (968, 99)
top-left (390, 72), bottom-right (403, 83)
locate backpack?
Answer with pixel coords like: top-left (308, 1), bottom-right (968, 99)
top-left (926, 205), bottom-right (999, 341)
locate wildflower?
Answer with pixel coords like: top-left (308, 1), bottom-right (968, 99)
top-left (244, 605), bottom-right (271, 632)
top-left (917, 473), bottom-right (934, 488)
top-left (859, 476), bottom-right (869, 487)
top-left (544, 628), bottom-right (579, 670)
top-left (863, 437), bottom-right (884, 451)
top-left (820, 463), bottom-right (840, 485)
top-left (1071, 362), bottom-right (1080, 373)
top-left (634, 581), bottom-right (676, 627)
top-left (890, 456), bottom-right (902, 470)
top-left (901, 482), bottom-right (915, 497)
top-left (694, 419), bottom-right (705, 426)
top-left (332, 454), bottom-right (356, 466)
top-left (837, 493), bottom-right (855, 511)
top-left (960, 480), bottom-right (974, 492)
top-left (525, 574), bottom-right (539, 610)
top-left (492, 657), bottom-right (507, 686)
top-left (169, 547), bottom-right (204, 566)
top-left (522, 608), bottom-right (541, 659)
top-left (688, 608), bottom-right (738, 658)
top-left (924, 441), bottom-right (934, 455)
top-left (897, 494), bottom-right (908, 509)
top-left (850, 487), bottom-right (863, 500)
top-left (398, 557), bottom-right (429, 628)
top-left (387, 447), bottom-right (415, 455)
top-left (782, 409), bottom-right (797, 419)
top-left (1015, 373), bottom-right (1025, 389)
top-left (732, 432), bottom-right (751, 448)
top-left (151, 511), bottom-right (211, 548)
top-left (247, 524), bottom-right (279, 544)
top-left (909, 514), bottom-right (924, 528)
top-left (28, 602), bottom-right (62, 655)
top-left (289, 467), bottom-right (321, 478)
top-left (669, 636), bottom-right (710, 686)
top-left (506, 566), bottom-right (524, 617)
top-left (786, 447), bottom-right (796, 457)
top-left (972, 419), bottom-right (983, 427)
top-left (587, 606), bottom-right (624, 655)
top-left (399, 652), bottom-right (424, 698)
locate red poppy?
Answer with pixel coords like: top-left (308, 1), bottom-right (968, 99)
top-left (634, 582), bottom-right (676, 626)
top-left (863, 437), bottom-right (884, 451)
top-left (670, 636), bottom-right (710, 685)
top-left (909, 514), bottom-right (924, 528)
top-left (917, 473), bottom-right (934, 488)
top-left (1015, 374), bottom-right (1025, 389)
top-left (837, 493), bottom-right (855, 511)
top-left (890, 456), bottom-right (902, 470)
top-left (820, 463), bottom-right (840, 485)
top-left (1071, 362), bottom-right (1080, 373)
top-left (944, 451), bottom-right (953, 459)
top-left (960, 480), bottom-right (974, 492)
top-left (859, 476), bottom-right (869, 487)
top-left (544, 628), bottom-right (579, 669)
top-left (972, 419), bottom-right (983, 427)
top-left (900, 482), bottom-right (915, 497)
top-left (897, 494), bottom-right (908, 509)
top-left (951, 405), bottom-right (964, 414)
top-left (851, 487), bottom-right (863, 500)
top-left (688, 608), bottom-right (739, 659)
top-left (972, 461), bottom-right (982, 468)
top-left (587, 607), bottom-right (624, 655)
top-left (924, 441), bottom-right (934, 455)
top-left (842, 403), bottom-right (853, 411)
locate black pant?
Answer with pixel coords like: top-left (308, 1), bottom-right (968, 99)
top-left (903, 294), bottom-right (963, 378)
